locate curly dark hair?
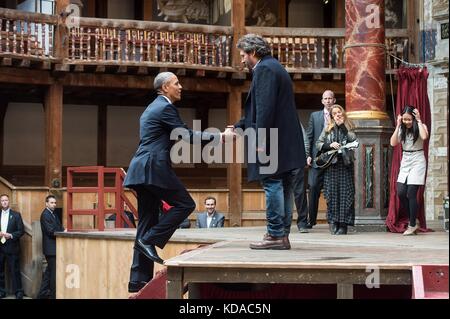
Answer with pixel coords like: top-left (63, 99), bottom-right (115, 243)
top-left (236, 34), bottom-right (271, 58)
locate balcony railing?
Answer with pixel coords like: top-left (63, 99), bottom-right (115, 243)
top-left (0, 8), bottom-right (57, 59)
top-left (0, 8), bottom-right (409, 73)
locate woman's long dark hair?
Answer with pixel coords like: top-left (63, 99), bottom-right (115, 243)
top-left (400, 105), bottom-right (419, 144)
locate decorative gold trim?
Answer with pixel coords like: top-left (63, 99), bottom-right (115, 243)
top-left (347, 110), bottom-right (390, 120)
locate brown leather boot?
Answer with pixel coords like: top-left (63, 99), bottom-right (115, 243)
top-left (250, 234), bottom-right (287, 250)
top-left (282, 235), bottom-right (291, 250)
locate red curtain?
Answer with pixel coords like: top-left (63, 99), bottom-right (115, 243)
top-left (386, 66), bottom-right (432, 233)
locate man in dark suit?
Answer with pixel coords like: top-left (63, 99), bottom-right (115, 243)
top-left (123, 71), bottom-right (228, 293)
top-left (0, 194), bottom-right (24, 299)
top-left (305, 90), bottom-right (335, 228)
top-left (37, 195), bottom-right (64, 299)
top-left (196, 196), bottom-right (225, 228)
top-left (230, 34), bottom-right (306, 250)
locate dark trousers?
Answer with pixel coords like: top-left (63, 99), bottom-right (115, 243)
top-left (0, 252), bottom-right (23, 295)
top-left (292, 168), bottom-right (308, 229)
top-left (37, 255), bottom-right (56, 299)
top-left (129, 184), bottom-right (195, 284)
top-left (307, 167), bottom-right (325, 225)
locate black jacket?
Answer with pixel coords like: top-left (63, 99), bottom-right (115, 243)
top-left (40, 208), bottom-right (64, 256)
top-left (235, 55), bottom-right (306, 181)
top-left (0, 209), bottom-right (24, 255)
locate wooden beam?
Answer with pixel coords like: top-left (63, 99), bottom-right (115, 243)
top-left (227, 87), bottom-right (242, 227)
top-left (97, 104), bottom-right (107, 166)
top-left (407, 0), bottom-right (419, 62)
top-left (143, 0), bottom-right (153, 21)
top-left (0, 99), bottom-right (8, 167)
top-left (0, 67), bottom-right (54, 85)
top-left (231, 0), bottom-right (245, 69)
top-left (44, 83), bottom-right (63, 188)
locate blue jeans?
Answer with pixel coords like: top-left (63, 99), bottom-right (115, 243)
top-left (261, 170), bottom-right (295, 237)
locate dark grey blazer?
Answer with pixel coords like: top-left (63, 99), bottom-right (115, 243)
top-left (234, 55), bottom-right (306, 181)
top-left (306, 110), bottom-right (326, 169)
top-left (196, 211), bottom-right (225, 228)
top-left (124, 95), bottom-right (218, 190)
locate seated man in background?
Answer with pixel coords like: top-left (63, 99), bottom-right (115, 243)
top-left (196, 196), bottom-right (225, 228)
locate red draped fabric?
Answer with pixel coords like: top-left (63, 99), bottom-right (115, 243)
top-left (386, 66), bottom-right (432, 233)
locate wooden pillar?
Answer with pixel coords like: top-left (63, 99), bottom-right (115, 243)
top-left (278, 0), bottom-right (287, 27)
top-left (45, 84), bottom-right (63, 188)
top-left (335, 0), bottom-right (345, 27)
top-left (84, 0), bottom-right (96, 17)
top-left (97, 104), bottom-right (107, 166)
top-left (0, 100), bottom-right (8, 167)
top-left (407, 0), bottom-right (419, 61)
top-left (143, 0), bottom-right (153, 21)
top-left (227, 87), bottom-right (242, 227)
top-left (55, 0), bottom-right (70, 59)
top-left (231, 0), bottom-right (246, 69)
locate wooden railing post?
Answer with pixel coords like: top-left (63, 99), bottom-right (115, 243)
top-left (55, 0), bottom-right (70, 59)
top-left (231, 0), bottom-right (245, 69)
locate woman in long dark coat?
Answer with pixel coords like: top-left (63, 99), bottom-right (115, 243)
top-left (316, 105), bottom-right (358, 235)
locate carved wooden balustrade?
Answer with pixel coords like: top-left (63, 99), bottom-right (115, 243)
top-left (0, 8), bottom-right (57, 59)
top-left (0, 8), bottom-right (410, 73)
top-left (247, 26), bottom-right (409, 73)
top-left (66, 17), bottom-right (234, 70)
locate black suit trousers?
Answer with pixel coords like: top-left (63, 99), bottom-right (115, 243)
top-left (292, 168), bottom-right (308, 228)
top-left (37, 255), bottom-right (56, 299)
top-left (0, 251), bottom-right (23, 294)
top-left (129, 184), bottom-right (195, 283)
top-left (307, 167), bottom-right (325, 225)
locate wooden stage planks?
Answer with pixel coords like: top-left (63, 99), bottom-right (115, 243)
top-left (56, 224), bottom-right (448, 299)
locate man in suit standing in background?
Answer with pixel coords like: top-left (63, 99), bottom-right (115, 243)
top-left (196, 196), bottom-right (225, 228)
top-left (123, 71), bottom-right (230, 293)
top-left (305, 90), bottom-right (336, 228)
top-left (0, 194), bottom-right (24, 299)
top-left (37, 195), bottom-right (64, 299)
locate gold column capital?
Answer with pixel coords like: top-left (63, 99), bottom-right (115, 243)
top-left (347, 110), bottom-right (390, 120)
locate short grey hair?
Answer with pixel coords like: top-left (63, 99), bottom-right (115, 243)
top-left (236, 34), bottom-right (271, 58)
top-left (153, 72), bottom-right (176, 91)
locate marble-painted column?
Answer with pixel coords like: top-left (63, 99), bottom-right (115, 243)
top-left (345, 0), bottom-right (388, 120)
top-left (345, 0), bottom-right (393, 231)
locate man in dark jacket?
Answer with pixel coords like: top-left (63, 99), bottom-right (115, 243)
top-left (0, 194), bottom-right (25, 299)
top-left (230, 34), bottom-right (306, 250)
top-left (123, 71), bottom-right (228, 293)
top-left (37, 195), bottom-right (64, 299)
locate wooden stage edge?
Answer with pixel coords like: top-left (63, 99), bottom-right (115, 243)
top-left (56, 224), bottom-right (449, 299)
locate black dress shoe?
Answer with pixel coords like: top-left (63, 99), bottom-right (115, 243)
top-left (128, 281), bottom-right (148, 293)
top-left (336, 224), bottom-right (348, 235)
top-left (15, 292), bottom-right (24, 299)
top-left (305, 223), bottom-right (314, 229)
top-left (135, 239), bottom-right (164, 264)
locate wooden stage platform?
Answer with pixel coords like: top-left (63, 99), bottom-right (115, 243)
top-left (56, 223), bottom-right (448, 299)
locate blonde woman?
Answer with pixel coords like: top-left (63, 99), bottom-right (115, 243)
top-left (316, 105), bottom-right (358, 235)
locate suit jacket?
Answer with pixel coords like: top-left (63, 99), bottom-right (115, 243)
top-left (124, 95), bottom-right (218, 190)
top-left (40, 208), bottom-right (64, 256)
top-left (196, 211), bottom-right (225, 228)
top-left (306, 110), bottom-right (326, 169)
top-left (234, 55), bottom-right (306, 181)
top-left (0, 210), bottom-right (24, 255)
